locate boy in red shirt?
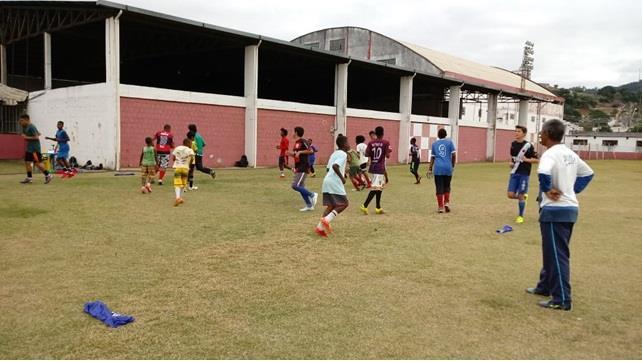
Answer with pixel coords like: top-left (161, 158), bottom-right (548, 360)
top-left (276, 128), bottom-right (291, 178)
top-left (154, 124), bottom-right (174, 185)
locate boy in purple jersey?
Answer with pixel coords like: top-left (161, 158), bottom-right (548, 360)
top-left (359, 126), bottom-right (391, 215)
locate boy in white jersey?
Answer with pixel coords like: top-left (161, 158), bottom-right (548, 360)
top-left (315, 135), bottom-right (350, 237)
top-left (172, 138), bottom-right (195, 207)
top-left (526, 119), bottom-right (594, 311)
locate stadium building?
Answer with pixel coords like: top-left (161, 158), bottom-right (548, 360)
top-left (0, 1), bottom-right (563, 169)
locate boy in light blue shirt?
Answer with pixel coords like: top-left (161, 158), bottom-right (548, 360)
top-left (315, 135), bottom-right (350, 237)
top-left (428, 128), bottom-right (456, 213)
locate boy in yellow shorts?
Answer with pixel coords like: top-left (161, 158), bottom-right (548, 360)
top-left (172, 138), bottom-right (195, 206)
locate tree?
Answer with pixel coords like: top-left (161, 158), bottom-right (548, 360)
top-left (598, 86), bottom-right (616, 102)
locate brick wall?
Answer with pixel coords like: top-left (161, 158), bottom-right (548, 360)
top-left (494, 129), bottom-right (515, 161)
top-left (458, 126), bottom-right (487, 162)
top-left (256, 109), bottom-right (335, 167)
top-left (346, 117), bottom-right (400, 164)
top-left (0, 134), bottom-right (24, 160)
top-left (120, 97), bottom-right (245, 168)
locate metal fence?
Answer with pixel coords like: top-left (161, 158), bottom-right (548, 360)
top-left (0, 104), bottom-right (25, 134)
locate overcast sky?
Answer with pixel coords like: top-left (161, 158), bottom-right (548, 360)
top-left (113, 0), bottom-right (641, 88)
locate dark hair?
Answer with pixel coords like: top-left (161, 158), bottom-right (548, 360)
top-left (294, 126), bottom-right (304, 137)
top-left (280, 128), bottom-right (288, 136)
top-left (541, 119), bottom-right (565, 142)
top-left (57, 121), bottom-right (64, 126)
top-left (186, 131), bottom-right (195, 139)
top-left (369, 130), bottom-right (375, 136)
top-left (356, 135), bottom-right (365, 144)
top-left (336, 134), bottom-right (348, 149)
top-left (145, 136), bottom-right (153, 145)
top-left (20, 114), bottom-right (30, 120)
top-left (515, 125), bottom-right (528, 134)
top-left (410, 137), bottom-right (416, 144)
top-left (164, 124), bottom-right (171, 130)
top-left (188, 124), bottom-right (197, 132)
top-left (438, 128), bottom-right (447, 139)
top-left (375, 126), bottom-right (384, 137)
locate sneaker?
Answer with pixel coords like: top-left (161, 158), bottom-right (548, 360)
top-left (280, 173), bottom-right (285, 178)
top-left (174, 198), bottom-right (184, 207)
top-left (311, 192), bottom-right (318, 208)
top-left (538, 300), bottom-right (571, 311)
top-left (188, 186), bottom-right (198, 191)
top-left (359, 205), bottom-right (369, 215)
top-left (44, 174), bottom-right (53, 184)
top-left (437, 208), bottom-right (445, 213)
top-left (444, 203), bottom-right (451, 213)
top-left (526, 287), bottom-right (550, 296)
top-left (516, 216), bottom-right (524, 224)
top-left (158, 180), bottom-right (163, 186)
top-left (375, 208), bottom-right (384, 215)
top-left (20, 178), bottom-right (33, 184)
top-left (314, 227), bottom-right (328, 237)
top-left (299, 206), bottom-right (314, 212)
top-left (210, 170), bottom-right (216, 179)
top-left (320, 218), bottom-right (333, 233)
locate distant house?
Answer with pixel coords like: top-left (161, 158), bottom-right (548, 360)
top-left (565, 132), bottom-right (642, 160)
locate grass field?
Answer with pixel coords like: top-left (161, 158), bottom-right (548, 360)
top-left (1, 160), bottom-right (641, 359)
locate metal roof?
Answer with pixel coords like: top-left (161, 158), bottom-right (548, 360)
top-left (0, 83), bottom-right (28, 105)
top-left (567, 132), bottom-right (642, 138)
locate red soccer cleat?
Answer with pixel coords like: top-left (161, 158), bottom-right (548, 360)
top-left (314, 227), bottom-right (328, 237)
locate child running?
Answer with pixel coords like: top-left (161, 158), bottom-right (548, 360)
top-left (186, 131), bottom-right (198, 191)
top-left (154, 124), bottom-right (174, 185)
top-left (172, 138), bottom-right (195, 206)
top-left (139, 137), bottom-right (157, 194)
top-left (290, 126), bottom-right (318, 211)
top-left (428, 128), bottom-right (456, 213)
top-left (507, 125), bottom-right (538, 224)
top-left (355, 135), bottom-right (371, 188)
top-left (19, 114), bottom-right (53, 184)
top-left (409, 137), bottom-right (421, 184)
top-left (315, 135), bottom-right (350, 237)
top-left (347, 146), bottom-right (365, 191)
top-left (45, 121), bottom-right (75, 178)
top-left (360, 126), bottom-right (391, 215)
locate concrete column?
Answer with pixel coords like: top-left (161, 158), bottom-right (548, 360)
top-left (106, 16), bottom-right (121, 169)
top-left (518, 99), bottom-right (529, 127)
top-left (448, 85), bottom-right (461, 149)
top-left (398, 75), bottom-right (414, 163)
top-left (1, 44), bottom-right (7, 84)
top-left (334, 62), bottom-right (348, 137)
top-left (486, 93), bottom-right (498, 162)
top-left (44, 32), bottom-right (52, 89)
top-left (244, 44), bottom-right (259, 168)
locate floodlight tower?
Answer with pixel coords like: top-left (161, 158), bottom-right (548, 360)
top-left (519, 41), bottom-right (535, 89)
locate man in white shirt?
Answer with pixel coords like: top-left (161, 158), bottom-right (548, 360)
top-left (526, 119), bottom-right (594, 311)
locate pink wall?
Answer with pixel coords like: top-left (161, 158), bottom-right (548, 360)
top-left (0, 134), bottom-right (24, 160)
top-left (256, 109), bottom-right (335, 167)
top-left (494, 130), bottom-right (515, 161)
top-left (346, 117), bottom-right (400, 164)
top-left (120, 98), bottom-right (245, 168)
top-left (458, 126), bottom-right (487, 162)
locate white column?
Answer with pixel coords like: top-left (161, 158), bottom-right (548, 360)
top-left (106, 16), bottom-right (121, 169)
top-left (448, 85), bottom-right (461, 149)
top-left (334, 62), bottom-right (349, 137)
top-left (44, 32), bottom-right (52, 89)
top-left (398, 75), bottom-right (414, 163)
top-left (1, 44), bottom-right (7, 84)
top-left (486, 93), bottom-right (498, 162)
top-left (244, 44), bottom-right (259, 168)
top-left (518, 99), bottom-right (529, 127)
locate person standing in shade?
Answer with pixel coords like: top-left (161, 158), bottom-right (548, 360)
top-left (526, 119), bottom-right (594, 311)
top-left (187, 124), bottom-right (216, 180)
top-left (428, 128), bottom-right (456, 213)
top-left (19, 114), bottom-right (53, 184)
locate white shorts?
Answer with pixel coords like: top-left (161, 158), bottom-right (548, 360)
top-left (370, 173), bottom-right (386, 190)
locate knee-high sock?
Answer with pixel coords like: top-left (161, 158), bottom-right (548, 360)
top-left (364, 191), bottom-right (376, 207)
top-left (518, 200), bottom-right (526, 216)
top-left (375, 191), bottom-right (382, 209)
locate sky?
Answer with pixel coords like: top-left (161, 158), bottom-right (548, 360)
top-left (110, 0), bottom-right (641, 88)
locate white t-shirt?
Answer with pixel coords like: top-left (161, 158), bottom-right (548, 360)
top-left (538, 144), bottom-right (593, 209)
top-left (322, 150), bottom-right (347, 195)
top-left (172, 145), bottom-right (195, 169)
top-left (356, 143), bottom-right (368, 165)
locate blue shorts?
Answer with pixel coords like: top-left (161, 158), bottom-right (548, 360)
top-left (57, 144), bottom-right (70, 160)
top-left (508, 173), bottom-right (529, 194)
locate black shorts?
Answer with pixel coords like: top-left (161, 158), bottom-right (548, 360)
top-left (410, 159), bottom-right (420, 173)
top-left (25, 151), bottom-right (42, 162)
top-left (323, 193), bottom-right (349, 207)
top-left (434, 175), bottom-right (452, 194)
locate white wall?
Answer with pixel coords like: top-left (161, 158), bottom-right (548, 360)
top-left (27, 83), bottom-right (117, 168)
top-left (566, 135), bottom-right (642, 153)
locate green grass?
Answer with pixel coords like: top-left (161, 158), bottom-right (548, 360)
top-left (1, 160), bottom-right (641, 359)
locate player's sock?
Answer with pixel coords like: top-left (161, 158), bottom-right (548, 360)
top-left (364, 191), bottom-right (376, 207)
top-left (159, 170), bottom-right (166, 180)
top-left (27, 171), bottom-right (33, 178)
top-left (43, 170), bottom-right (49, 177)
top-left (518, 200), bottom-right (526, 216)
top-left (324, 210), bottom-right (338, 224)
top-left (375, 191), bottom-right (382, 209)
top-left (175, 187), bottom-right (182, 199)
top-left (444, 192), bottom-right (450, 204)
top-left (436, 194), bottom-right (444, 208)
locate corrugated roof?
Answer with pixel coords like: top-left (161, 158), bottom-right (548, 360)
top-left (400, 41), bottom-right (559, 101)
